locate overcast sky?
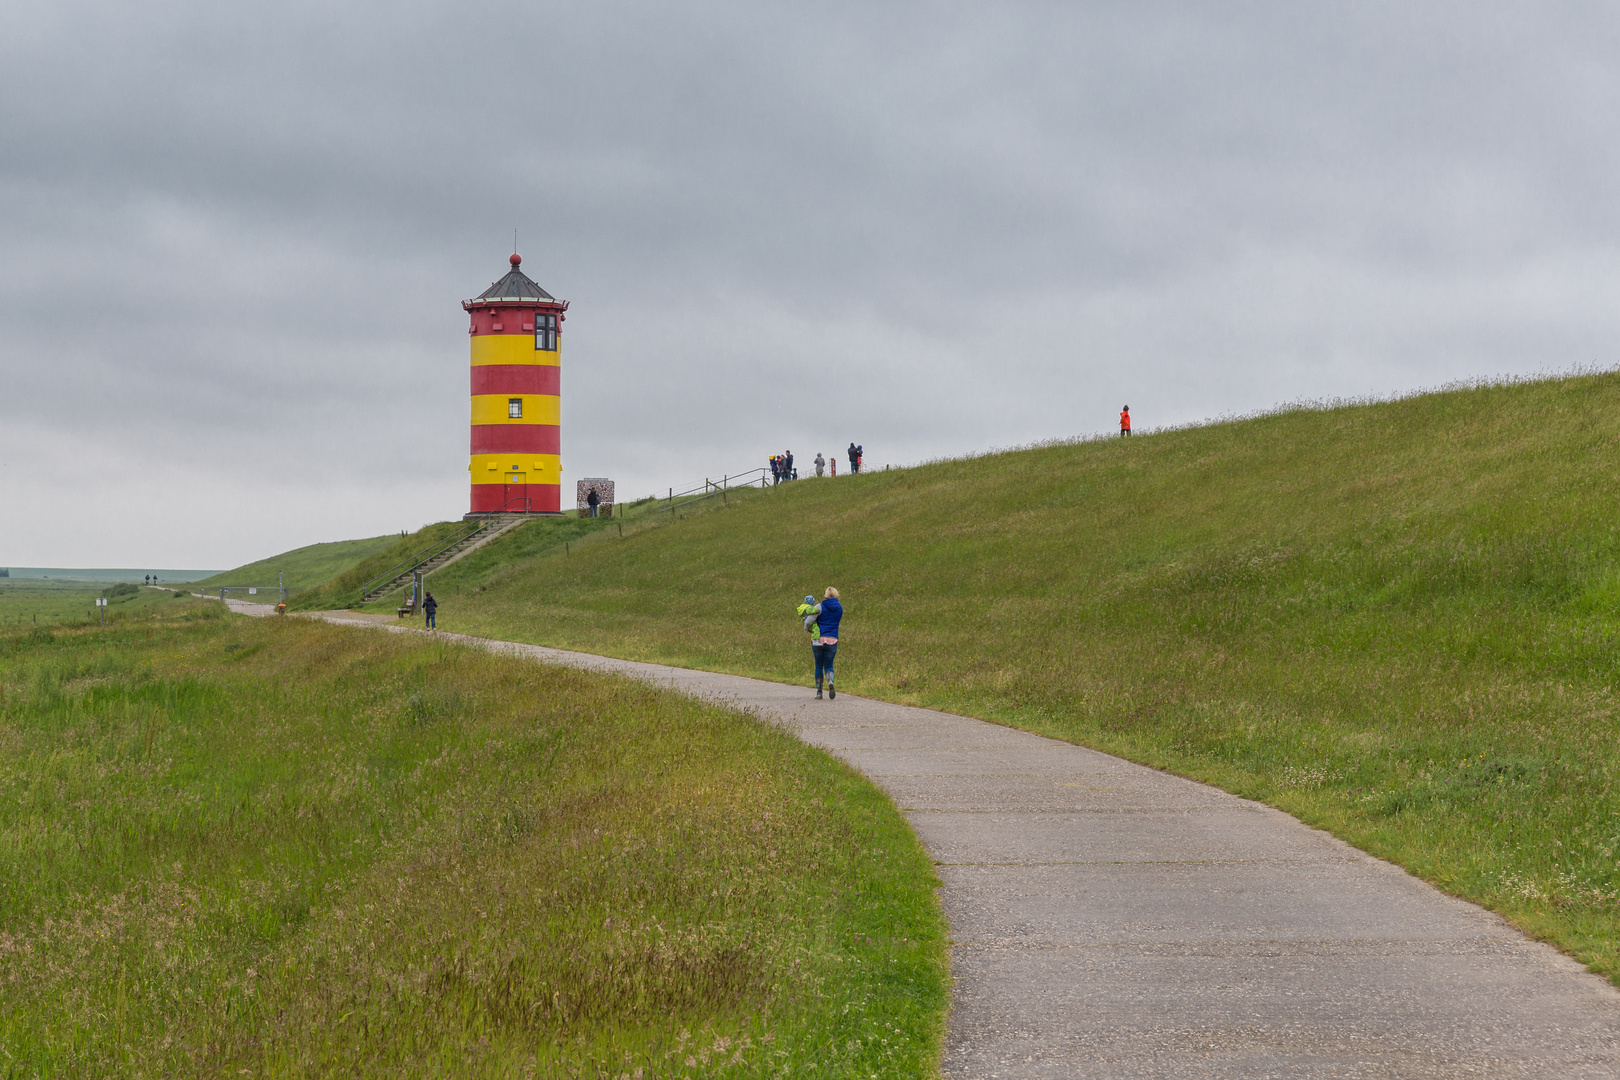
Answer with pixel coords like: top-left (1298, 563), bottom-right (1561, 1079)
top-left (3, 1), bottom-right (1618, 568)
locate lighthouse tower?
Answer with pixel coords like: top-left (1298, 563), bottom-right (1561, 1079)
top-left (464, 253), bottom-right (569, 514)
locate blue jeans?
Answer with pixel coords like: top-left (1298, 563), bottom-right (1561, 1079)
top-left (425, 612), bottom-right (436, 629)
top-left (813, 642), bottom-right (838, 684)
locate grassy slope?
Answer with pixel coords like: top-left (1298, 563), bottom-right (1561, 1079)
top-left (285, 521), bottom-right (482, 611)
top-left (194, 533), bottom-right (401, 594)
top-left (433, 372), bottom-right (1620, 981)
top-left (336, 494), bottom-right (770, 617)
top-left (352, 516), bottom-right (623, 613)
top-left (367, 490), bottom-right (772, 616)
top-left (212, 491), bottom-right (752, 615)
top-left (0, 606), bottom-right (947, 1077)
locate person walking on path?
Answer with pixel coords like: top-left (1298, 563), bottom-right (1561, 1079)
top-left (814, 452), bottom-right (825, 477)
top-left (423, 592), bottom-right (438, 630)
top-left (1120, 405), bottom-right (1131, 437)
top-left (799, 587), bottom-right (843, 698)
top-left (586, 488), bottom-right (600, 517)
top-left (785, 450), bottom-right (794, 481)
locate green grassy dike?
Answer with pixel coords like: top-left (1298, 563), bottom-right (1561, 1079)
top-left (194, 534), bottom-right (403, 595)
top-left (0, 605), bottom-right (948, 1077)
top-left (427, 372), bottom-right (1620, 983)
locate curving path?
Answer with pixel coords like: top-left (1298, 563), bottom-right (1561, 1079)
top-left (235, 601), bottom-right (1620, 1077)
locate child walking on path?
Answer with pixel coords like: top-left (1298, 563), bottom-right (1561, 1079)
top-left (1120, 406), bottom-right (1131, 437)
top-left (795, 588), bottom-right (843, 698)
top-left (423, 592), bottom-right (438, 630)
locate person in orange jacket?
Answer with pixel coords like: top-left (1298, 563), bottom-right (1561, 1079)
top-left (1120, 405), bottom-right (1131, 437)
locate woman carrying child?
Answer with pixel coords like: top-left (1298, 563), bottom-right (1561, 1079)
top-left (796, 587), bottom-right (843, 699)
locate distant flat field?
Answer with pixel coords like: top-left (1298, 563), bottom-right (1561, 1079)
top-left (1, 567), bottom-right (218, 582)
top-left (0, 579), bottom-right (190, 626)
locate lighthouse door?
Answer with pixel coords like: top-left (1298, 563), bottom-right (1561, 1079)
top-left (505, 473), bottom-right (528, 511)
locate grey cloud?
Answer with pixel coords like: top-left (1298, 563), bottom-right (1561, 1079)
top-left (3, 1), bottom-right (1619, 565)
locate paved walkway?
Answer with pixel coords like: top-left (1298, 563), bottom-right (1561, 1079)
top-left (235, 602), bottom-right (1620, 1076)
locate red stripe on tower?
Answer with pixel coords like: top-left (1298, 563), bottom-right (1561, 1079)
top-left (471, 425), bottom-right (561, 455)
top-left (470, 365), bottom-right (561, 396)
top-left (469, 485), bottom-right (557, 514)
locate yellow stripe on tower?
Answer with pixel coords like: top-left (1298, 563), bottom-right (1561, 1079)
top-left (469, 453), bottom-right (562, 476)
top-left (471, 335), bottom-right (561, 367)
top-left (470, 394), bottom-right (561, 426)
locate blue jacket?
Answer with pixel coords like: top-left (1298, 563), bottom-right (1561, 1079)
top-left (817, 597), bottom-right (843, 639)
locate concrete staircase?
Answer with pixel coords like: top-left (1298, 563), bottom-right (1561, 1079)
top-left (357, 516), bottom-right (528, 606)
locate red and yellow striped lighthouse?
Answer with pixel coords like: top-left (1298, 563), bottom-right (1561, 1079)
top-left (464, 253), bottom-right (568, 514)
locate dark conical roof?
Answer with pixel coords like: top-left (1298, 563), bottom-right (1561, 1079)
top-left (474, 254), bottom-right (555, 302)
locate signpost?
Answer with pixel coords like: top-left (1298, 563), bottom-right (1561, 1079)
top-left (96, 596), bottom-right (107, 626)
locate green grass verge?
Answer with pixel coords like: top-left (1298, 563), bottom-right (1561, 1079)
top-left (194, 534), bottom-right (402, 594)
top-left (427, 371), bottom-right (1620, 983)
top-left (0, 606), bottom-right (947, 1077)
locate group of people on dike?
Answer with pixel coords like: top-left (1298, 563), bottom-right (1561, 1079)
top-left (772, 443), bottom-right (864, 483)
top-left (795, 587), bottom-right (844, 699)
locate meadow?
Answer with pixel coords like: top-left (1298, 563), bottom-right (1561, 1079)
top-left (409, 372), bottom-right (1620, 982)
top-left (0, 579), bottom-right (187, 628)
top-left (0, 603), bottom-right (948, 1077)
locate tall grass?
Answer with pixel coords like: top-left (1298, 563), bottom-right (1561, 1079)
top-left (437, 371), bottom-right (1620, 981)
top-left (0, 606), bottom-right (947, 1077)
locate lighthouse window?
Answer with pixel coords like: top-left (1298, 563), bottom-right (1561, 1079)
top-left (535, 313), bottom-right (558, 351)
top-left (508, 398), bottom-right (523, 419)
